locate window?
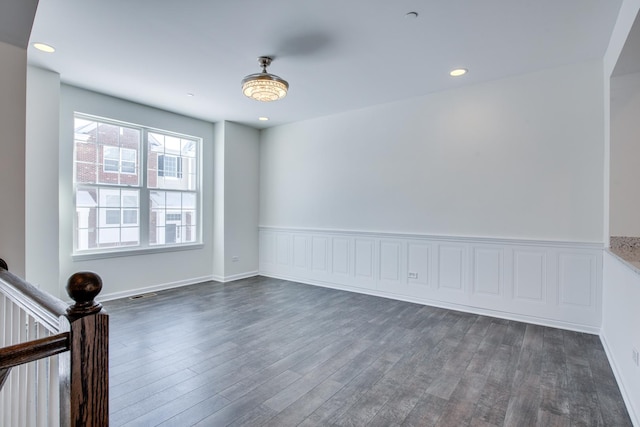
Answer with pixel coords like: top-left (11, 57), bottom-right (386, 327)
top-left (73, 114), bottom-right (201, 254)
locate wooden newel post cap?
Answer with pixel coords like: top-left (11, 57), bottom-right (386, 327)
top-left (66, 271), bottom-right (103, 318)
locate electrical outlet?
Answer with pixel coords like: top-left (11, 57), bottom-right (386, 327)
top-left (408, 272), bottom-right (418, 279)
top-left (231, 256), bottom-right (239, 262)
top-left (633, 348), bottom-right (639, 367)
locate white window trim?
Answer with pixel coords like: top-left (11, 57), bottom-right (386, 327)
top-left (73, 113), bottom-right (203, 258)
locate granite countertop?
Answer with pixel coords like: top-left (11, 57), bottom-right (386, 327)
top-left (609, 236), bottom-right (640, 271)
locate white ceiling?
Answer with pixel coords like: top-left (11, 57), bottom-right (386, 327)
top-left (20, 0), bottom-right (626, 128)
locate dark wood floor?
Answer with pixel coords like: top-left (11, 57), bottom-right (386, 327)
top-left (104, 276), bottom-right (632, 426)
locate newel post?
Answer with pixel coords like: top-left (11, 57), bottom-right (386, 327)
top-left (63, 272), bottom-right (109, 427)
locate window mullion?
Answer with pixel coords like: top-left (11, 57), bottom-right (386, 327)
top-left (95, 127), bottom-right (99, 183)
top-left (139, 128), bottom-right (150, 248)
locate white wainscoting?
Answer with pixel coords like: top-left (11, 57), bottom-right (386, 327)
top-left (259, 227), bottom-right (603, 333)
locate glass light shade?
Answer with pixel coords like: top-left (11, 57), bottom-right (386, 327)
top-left (241, 73), bottom-right (288, 102)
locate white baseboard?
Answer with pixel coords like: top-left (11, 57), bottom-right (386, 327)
top-left (99, 270), bottom-right (261, 302)
top-left (212, 271), bottom-right (260, 283)
top-left (99, 275), bottom-right (215, 301)
top-left (223, 271), bottom-right (260, 282)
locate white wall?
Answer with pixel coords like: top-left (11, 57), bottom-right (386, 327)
top-left (603, 0), bottom-right (640, 246)
top-left (0, 41), bottom-right (26, 277)
top-left (610, 72), bottom-right (640, 236)
top-left (223, 122), bottom-right (259, 279)
top-left (26, 66), bottom-right (60, 295)
top-left (260, 61), bottom-right (605, 243)
top-left (59, 85), bottom-right (216, 299)
top-left (602, 3), bottom-right (640, 426)
top-left (211, 121), bottom-right (260, 281)
top-left (212, 122), bottom-right (225, 279)
top-left (602, 252), bottom-right (640, 425)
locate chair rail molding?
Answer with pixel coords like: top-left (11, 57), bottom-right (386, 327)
top-left (259, 226), bottom-right (603, 333)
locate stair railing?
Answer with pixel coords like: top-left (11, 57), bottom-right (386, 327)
top-left (0, 258), bottom-right (108, 426)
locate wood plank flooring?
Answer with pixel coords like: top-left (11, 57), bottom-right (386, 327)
top-left (104, 276), bottom-right (632, 426)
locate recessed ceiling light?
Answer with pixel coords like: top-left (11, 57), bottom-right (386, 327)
top-left (186, 93), bottom-right (195, 97)
top-left (450, 68), bottom-right (468, 77)
top-left (33, 42), bottom-right (55, 53)
top-left (258, 117), bottom-right (269, 121)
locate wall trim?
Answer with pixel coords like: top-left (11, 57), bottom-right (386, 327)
top-left (600, 334), bottom-right (640, 427)
top-left (259, 226), bottom-right (604, 249)
top-left (213, 271), bottom-right (260, 283)
top-left (259, 227), bottom-right (603, 334)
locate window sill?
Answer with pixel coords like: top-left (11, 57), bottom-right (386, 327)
top-left (72, 243), bottom-right (205, 262)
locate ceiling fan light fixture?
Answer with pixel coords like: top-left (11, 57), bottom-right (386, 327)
top-left (242, 57), bottom-right (289, 102)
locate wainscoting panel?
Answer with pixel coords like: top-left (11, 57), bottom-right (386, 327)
top-left (332, 237), bottom-right (350, 277)
top-left (438, 245), bottom-right (466, 292)
top-left (379, 240), bottom-right (402, 288)
top-left (472, 247), bottom-right (503, 296)
top-left (311, 237), bottom-right (329, 273)
top-left (513, 250), bottom-right (547, 302)
top-left (276, 234), bottom-right (291, 267)
top-left (259, 231), bottom-right (276, 266)
top-left (293, 235), bottom-right (308, 271)
top-left (559, 253), bottom-right (595, 308)
top-left (380, 241), bottom-right (401, 282)
top-left (259, 227), bottom-right (603, 332)
top-left (407, 242), bottom-right (430, 287)
top-left (353, 238), bottom-right (376, 288)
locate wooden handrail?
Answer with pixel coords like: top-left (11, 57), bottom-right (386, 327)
top-left (0, 333), bottom-right (69, 369)
top-left (0, 258), bottom-right (109, 426)
top-left (0, 268), bottom-right (67, 332)
top-left (0, 334), bottom-right (70, 390)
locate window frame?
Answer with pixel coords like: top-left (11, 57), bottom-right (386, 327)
top-left (72, 113), bottom-right (203, 259)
